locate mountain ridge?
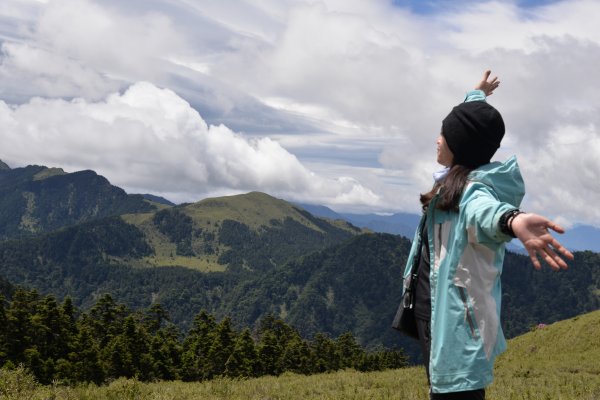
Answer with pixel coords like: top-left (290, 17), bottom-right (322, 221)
top-left (297, 203), bottom-right (600, 252)
top-left (0, 160), bottom-right (597, 353)
top-left (0, 163), bottom-right (156, 239)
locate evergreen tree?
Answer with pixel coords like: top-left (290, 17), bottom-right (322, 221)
top-left (70, 324), bottom-right (105, 384)
top-left (0, 295), bottom-right (7, 363)
top-left (144, 302), bottom-right (170, 335)
top-left (281, 334), bottom-right (312, 374)
top-left (335, 332), bottom-right (362, 369)
top-left (207, 317), bottom-right (236, 377)
top-left (224, 328), bottom-right (257, 378)
top-left (4, 288), bottom-right (39, 364)
top-left (150, 323), bottom-right (182, 380)
top-left (310, 333), bottom-right (339, 373)
top-left (103, 315), bottom-right (153, 380)
top-left (86, 294), bottom-right (128, 348)
top-left (181, 310), bottom-right (216, 381)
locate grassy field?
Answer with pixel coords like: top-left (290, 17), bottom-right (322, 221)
top-left (3, 310), bottom-right (600, 399)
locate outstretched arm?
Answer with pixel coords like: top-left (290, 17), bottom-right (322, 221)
top-left (511, 213), bottom-right (574, 271)
top-left (475, 70), bottom-right (500, 96)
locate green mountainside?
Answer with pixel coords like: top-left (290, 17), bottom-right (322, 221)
top-left (0, 163), bottom-right (155, 239)
top-left (217, 233), bottom-right (412, 348)
top-left (122, 191), bottom-right (361, 272)
top-left (489, 309), bottom-right (600, 398)
top-left (1, 214), bottom-right (598, 351)
top-left (0, 187), bottom-right (364, 332)
top-left (0, 161), bottom-right (598, 355)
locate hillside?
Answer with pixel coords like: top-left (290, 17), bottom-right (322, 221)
top-left (11, 310), bottom-right (600, 399)
top-left (496, 309), bottom-right (600, 375)
top-left (0, 160), bottom-right (597, 353)
top-left (0, 219), bottom-right (598, 347)
top-left (218, 233), bottom-right (412, 349)
top-left (490, 309), bottom-right (600, 398)
top-left (0, 191), bottom-right (364, 331)
top-left (122, 191), bottom-right (361, 272)
top-left (0, 162), bottom-right (155, 239)
top-left (218, 235), bottom-right (600, 345)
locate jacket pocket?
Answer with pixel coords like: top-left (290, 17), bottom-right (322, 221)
top-left (457, 286), bottom-right (478, 339)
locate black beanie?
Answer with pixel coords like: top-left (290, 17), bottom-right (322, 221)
top-left (441, 101), bottom-right (505, 168)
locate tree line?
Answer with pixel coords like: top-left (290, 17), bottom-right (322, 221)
top-left (0, 288), bottom-right (408, 385)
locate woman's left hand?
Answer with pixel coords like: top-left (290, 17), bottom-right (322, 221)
top-left (475, 70), bottom-right (500, 96)
top-left (511, 213), bottom-right (574, 271)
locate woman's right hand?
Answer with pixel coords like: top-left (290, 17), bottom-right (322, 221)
top-left (511, 213), bottom-right (574, 271)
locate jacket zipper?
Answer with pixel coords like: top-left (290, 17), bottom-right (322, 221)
top-left (458, 287), bottom-right (477, 338)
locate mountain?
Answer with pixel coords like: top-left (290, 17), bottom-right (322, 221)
top-left (122, 191), bottom-right (362, 272)
top-left (296, 203), bottom-right (420, 239)
top-left (217, 233), bottom-right (412, 349)
top-left (1, 219), bottom-right (597, 357)
top-left (558, 224), bottom-right (600, 252)
top-left (141, 193), bottom-right (176, 207)
top-left (298, 202), bottom-right (600, 252)
top-left (0, 191), bottom-right (364, 330)
top-left (0, 161), bottom-right (597, 352)
top-left (0, 162), bottom-right (156, 239)
top-left (217, 235), bottom-right (600, 348)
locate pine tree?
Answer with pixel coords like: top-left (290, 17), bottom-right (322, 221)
top-left (0, 295), bottom-right (7, 364)
top-left (70, 324), bottom-right (105, 384)
top-left (86, 294), bottom-right (128, 348)
top-left (281, 334), bottom-right (312, 374)
top-left (256, 330), bottom-right (282, 376)
top-left (335, 332), bottom-right (362, 369)
top-left (5, 288), bottom-right (39, 364)
top-left (150, 323), bottom-right (182, 380)
top-left (310, 332), bottom-right (339, 373)
top-left (224, 328), bottom-right (257, 378)
top-left (181, 310), bottom-right (216, 381)
top-left (144, 302), bottom-right (170, 335)
top-left (207, 317), bottom-right (236, 377)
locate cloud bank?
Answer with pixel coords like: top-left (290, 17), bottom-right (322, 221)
top-left (1, 0), bottom-right (599, 224)
top-left (0, 82), bottom-right (379, 207)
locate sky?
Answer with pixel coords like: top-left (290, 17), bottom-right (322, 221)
top-left (1, 0), bottom-right (599, 227)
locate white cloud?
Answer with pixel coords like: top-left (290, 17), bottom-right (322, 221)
top-left (1, 0), bottom-right (599, 225)
top-left (0, 82), bottom-right (380, 207)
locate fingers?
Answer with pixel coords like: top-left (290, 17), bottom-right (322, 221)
top-left (542, 246), bottom-right (568, 271)
top-left (546, 221), bottom-right (565, 234)
top-left (549, 237), bottom-right (574, 261)
top-left (527, 248), bottom-right (542, 271)
top-left (526, 240), bottom-right (572, 271)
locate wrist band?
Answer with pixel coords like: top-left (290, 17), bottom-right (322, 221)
top-left (499, 209), bottom-right (524, 238)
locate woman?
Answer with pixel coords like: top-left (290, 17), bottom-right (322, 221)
top-left (404, 70), bottom-right (574, 399)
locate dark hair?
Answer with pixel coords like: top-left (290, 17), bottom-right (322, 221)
top-left (420, 164), bottom-right (473, 212)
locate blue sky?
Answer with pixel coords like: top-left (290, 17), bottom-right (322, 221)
top-left (1, 0), bottom-right (599, 227)
top-left (392, 0), bottom-right (562, 13)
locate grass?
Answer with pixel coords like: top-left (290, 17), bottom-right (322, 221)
top-left (185, 191), bottom-right (328, 232)
top-left (4, 310), bottom-right (600, 399)
top-left (120, 192), bottom-right (362, 272)
top-left (32, 167), bottom-right (66, 181)
top-left (121, 213), bottom-right (226, 272)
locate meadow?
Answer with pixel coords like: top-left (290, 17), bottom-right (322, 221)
top-left (2, 310), bottom-right (599, 400)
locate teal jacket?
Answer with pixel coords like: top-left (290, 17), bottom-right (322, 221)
top-left (402, 91), bottom-right (525, 393)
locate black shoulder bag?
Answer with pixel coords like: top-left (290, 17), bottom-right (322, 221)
top-left (391, 216), bottom-right (426, 339)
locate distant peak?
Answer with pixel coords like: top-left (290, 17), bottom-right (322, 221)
top-left (0, 159), bottom-right (10, 170)
top-left (33, 167), bottom-right (67, 181)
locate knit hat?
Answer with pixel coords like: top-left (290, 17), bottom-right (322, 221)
top-left (441, 101), bottom-right (505, 168)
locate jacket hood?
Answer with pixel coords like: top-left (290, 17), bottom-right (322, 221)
top-left (468, 155), bottom-right (525, 207)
